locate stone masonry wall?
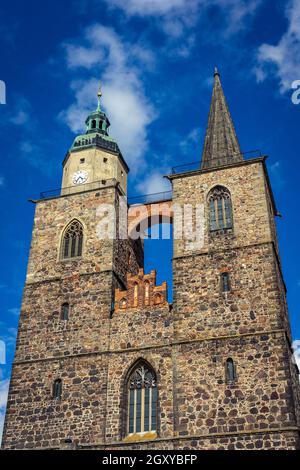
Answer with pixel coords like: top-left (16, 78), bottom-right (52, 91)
top-left (26, 183), bottom-right (140, 286)
top-left (174, 333), bottom-right (297, 438)
top-left (172, 243), bottom-right (286, 342)
top-left (2, 158), bottom-right (300, 450)
top-left (172, 161), bottom-right (272, 258)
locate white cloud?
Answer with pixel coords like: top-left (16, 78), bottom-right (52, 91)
top-left (0, 380), bottom-right (9, 409)
top-left (10, 110), bottom-right (30, 126)
top-left (292, 340), bottom-right (300, 382)
top-left (60, 25), bottom-right (155, 173)
top-left (105, 0), bottom-right (261, 35)
top-left (8, 308), bottom-right (19, 317)
top-left (65, 45), bottom-right (104, 69)
top-left (180, 128), bottom-right (200, 155)
top-left (19, 140), bottom-right (50, 175)
top-left (105, 0), bottom-right (188, 16)
top-left (256, 0), bottom-right (300, 93)
top-left (269, 161), bottom-right (285, 188)
top-left (100, 0), bottom-right (261, 62)
top-left (9, 98), bottom-right (31, 126)
top-left (0, 325), bottom-right (17, 351)
top-left (136, 170), bottom-right (171, 195)
top-left (0, 379), bottom-right (9, 444)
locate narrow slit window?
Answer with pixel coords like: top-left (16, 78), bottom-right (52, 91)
top-left (221, 272), bottom-right (231, 293)
top-left (226, 358), bottom-right (236, 383)
top-left (53, 379), bottom-right (62, 400)
top-left (61, 303), bottom-right (69, 321)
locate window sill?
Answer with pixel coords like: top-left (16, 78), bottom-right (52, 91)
top-left (123, 432), bottom-right (157, 443)
top-left (59, 256), bottom-right (83, 263)
top-left (210, 228), bottom-right (233, 236)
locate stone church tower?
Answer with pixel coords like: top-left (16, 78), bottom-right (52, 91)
top-left (2, 74), bottom-right (300, 450)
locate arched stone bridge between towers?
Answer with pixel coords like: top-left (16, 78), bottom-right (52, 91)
top-left (127, 191), bottom-right (174, 238)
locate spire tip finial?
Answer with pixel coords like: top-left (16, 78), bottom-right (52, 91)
top-left (97, 82), bottom-right (102, 111)
top-left (214, 66), bottom-right (220, 78)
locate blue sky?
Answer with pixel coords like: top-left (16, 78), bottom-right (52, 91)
top-left (0, 0), bottom-right (300, 441)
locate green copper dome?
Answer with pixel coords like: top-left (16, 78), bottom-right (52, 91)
top-left (85, 84), bottom-right (110, 136)
top-left (66, 84), bottom-right (129, 173)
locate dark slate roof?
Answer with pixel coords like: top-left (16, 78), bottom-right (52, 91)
top-left (201, 70), bottom-right (242, 170)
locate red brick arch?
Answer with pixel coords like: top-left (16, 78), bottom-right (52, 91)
top-left (128, 201), bottom-right (173, 239)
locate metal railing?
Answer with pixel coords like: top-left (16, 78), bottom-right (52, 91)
top-left (171, 149), bottom-right (262, 174)
top-left (39, 180), bottom-right (172, 206)
top-left (38, 150), bottom-right (262, 201)
top-left (39, 178), bottom-right (116, 199)
top-left (128, 190), bottom-right (173, 206)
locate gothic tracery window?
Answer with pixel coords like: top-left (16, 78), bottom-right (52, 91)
top-left (61, 220), bottom-right (83, 260)
top-left (208, 186), bottom-right (233, 232)
top-left (127, 362), bottom-right (157, 435)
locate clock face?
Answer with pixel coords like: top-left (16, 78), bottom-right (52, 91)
top-left (73, 170), bottom-right (88, 185)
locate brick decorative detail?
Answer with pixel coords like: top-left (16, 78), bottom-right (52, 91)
top-left (115, 268), bottom-right (168, 312)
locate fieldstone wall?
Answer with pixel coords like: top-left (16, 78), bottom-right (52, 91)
top-left (2, 159), bottom-right (299, 450)
top-left (174, 333), bottom-right (297, 437)
top-left (171, 160), bottom-right (273, 258)
top-left (15, 272), bottom-right (113, 361)
top-left (3, 356), bottom-right (109, 449)
top-left (172, 243), bottom-right (285, 342)
top-left (26, 182), bottom-right (141, 286)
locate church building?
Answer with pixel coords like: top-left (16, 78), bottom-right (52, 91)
top-left (2, 70), bottom-right (300, 450)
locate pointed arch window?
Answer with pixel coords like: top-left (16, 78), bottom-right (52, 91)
top-left (226, 358), bottom-right (236, 383)
top-left (53, 379), bottom-right (62, 400)
top-left (61, 220), bottom-right (83, 260)
top-left (208, 186), bottom-right (233, 232)
top-left (127, 362), bottom-right (157, 436)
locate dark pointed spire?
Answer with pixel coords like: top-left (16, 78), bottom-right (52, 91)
top-left (201, 68), bottom-right (242, 169)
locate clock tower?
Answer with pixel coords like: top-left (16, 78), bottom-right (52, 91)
top-left (61, 85), bottom-right (128, 195)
